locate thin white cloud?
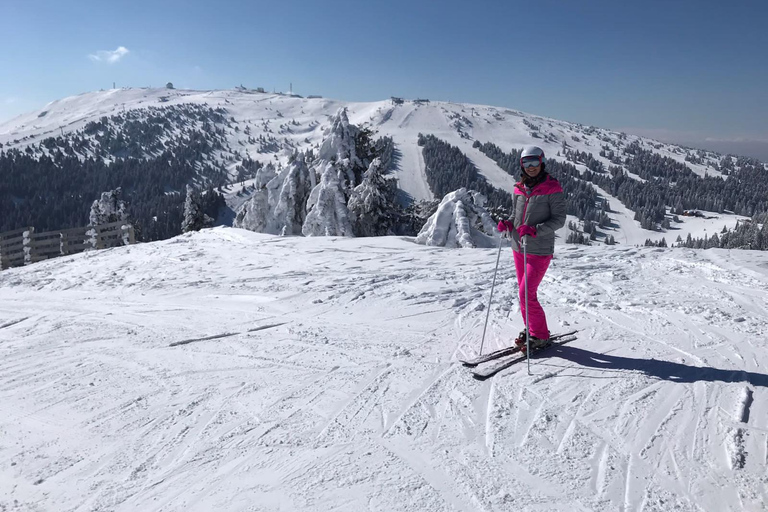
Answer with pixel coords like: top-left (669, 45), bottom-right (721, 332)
top-left (4, 97), bottom-right (17, 104)
top-left (618, 126), bottom-right (768, 160)
top-left (88, 46), bottom-right (130, 64)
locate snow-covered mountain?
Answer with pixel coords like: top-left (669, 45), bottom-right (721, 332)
top-left (2, 87), bottom-right (763, 246)
top-left (2, 227), bottom-right (767, 511)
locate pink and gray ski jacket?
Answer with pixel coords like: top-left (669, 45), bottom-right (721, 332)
top-left (510, 175), bottom-right (567, 256)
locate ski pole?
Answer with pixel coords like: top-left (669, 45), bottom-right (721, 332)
top-left (479, 232), bottom-right (504, 356)
top-left (522, 235), bottom-right (532, 375)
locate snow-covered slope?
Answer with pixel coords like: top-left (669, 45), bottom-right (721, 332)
top-left (0, 88), bottom-right (755, 245)
top-left (1, 228), bottom-right (767, 511)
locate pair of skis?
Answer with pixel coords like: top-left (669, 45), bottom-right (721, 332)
top-left (460, 330), bottom-right (578, 380)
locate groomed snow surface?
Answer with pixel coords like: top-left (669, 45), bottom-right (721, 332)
top-left (2, 228), bottom-right (767, 511)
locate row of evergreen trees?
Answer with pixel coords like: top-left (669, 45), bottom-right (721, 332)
top-left (582, 146), bottom-right (768, 220)
top-left (0, 104), bottom-right (234, 241)
top-left (564, 221), bottom-right (616, 246)
top-left (3, 99), bottom-right (766, 250)
top-left (418, 135), bottom-right (514, 212)
top-left (474, 139), bottom-right (768, 252)
top-left (311, 130), bottom-right (432, 237)
top-left (472, 141), bottom-right (607, 225)
top-left (327, 127), bottom-right (431, 237)
top-left (231, 110), bottom-right (435, 239)
top-left (0, 147), bottom-right (229, 241)
top-left (556, 139), bottom-right (768, 251)
top-left (29, 104), bottom-right (232, 163)
top-left (673, 214), bottom-right (768, 250)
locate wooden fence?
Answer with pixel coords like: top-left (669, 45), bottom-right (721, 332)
top-left (0, 221), bottom-right (135, 270)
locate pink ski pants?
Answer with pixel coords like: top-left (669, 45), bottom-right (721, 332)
top-left (513, 250), bottom-right (553, 339)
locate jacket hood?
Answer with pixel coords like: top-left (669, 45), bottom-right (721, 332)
top-left (514, 175), bottom-right (563, 196)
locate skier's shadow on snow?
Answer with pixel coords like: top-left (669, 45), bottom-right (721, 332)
top-left (550, 346), bottom-right (768, 388)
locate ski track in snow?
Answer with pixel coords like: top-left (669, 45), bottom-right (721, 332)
top-left (1, 228), bottom-right (768, 511)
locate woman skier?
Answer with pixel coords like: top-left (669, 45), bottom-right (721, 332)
top-left (497, 145), bottom-right (567, 351)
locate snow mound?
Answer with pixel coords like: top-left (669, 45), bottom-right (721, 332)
top-left (415, 188), bottom-right (497, 248)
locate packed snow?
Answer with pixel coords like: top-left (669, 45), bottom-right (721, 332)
top-left (2, 228), bottom-right (767, 511)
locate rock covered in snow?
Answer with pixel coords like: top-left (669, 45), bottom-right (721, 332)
top-left (415, 188), bottom-right (497, 248)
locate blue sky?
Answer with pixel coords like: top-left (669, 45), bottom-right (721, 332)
top-left (2, 0), bottom-right (767, 159)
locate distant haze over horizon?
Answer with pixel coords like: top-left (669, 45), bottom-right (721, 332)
top-left (615, 127), bottom-right (768, 164)
top-left (675, 140), bottom-right (768, 165)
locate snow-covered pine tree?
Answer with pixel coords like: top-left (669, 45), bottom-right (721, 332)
top-left (302, 161), bottom-right (355, 237)
top-left (233, 157), bottom-right (313, 235)
top-left (348, 158), bottom-right (398, 236)
top-left (87, 188), bottom-right (130, 249)
top-left (398, 199), bottom-right (440, 236)
top-left (234, 188), bottom-right (270, 232)
top-left (271, 154), bottom-right (313, 235)
top-left (181, 185), bottom-right (213, 232)
top-left (301, 108), bottom-right (384, 237)
top-left (317, 107), bottom-right (361, 187)
top-left (182, 185), bottom-right (199, 232)
top-left (235, 110), bottom-right (393, 238)
top-left (89, 188), bottom-right (129, 226)
top-left (233, 163), bottom-right (278, 232)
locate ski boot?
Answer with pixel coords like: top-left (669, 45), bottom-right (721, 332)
top-left (519, 334), bottom-right (551, 353)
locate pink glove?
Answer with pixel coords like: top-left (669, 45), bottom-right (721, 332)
top-left (497, 220), bottom-right (514, 232)
top-left (517, 225), bottom-right (537, 238)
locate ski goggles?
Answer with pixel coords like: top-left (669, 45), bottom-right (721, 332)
top-left (521, 156), bottom-right (543, 168)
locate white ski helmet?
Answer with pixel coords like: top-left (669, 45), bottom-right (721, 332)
top-left (520, 145), bottom-right (545, 171)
